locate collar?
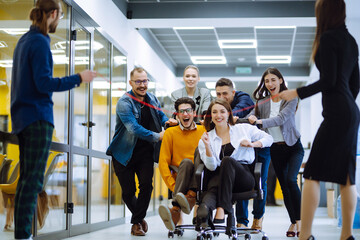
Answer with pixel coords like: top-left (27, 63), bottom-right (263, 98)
top-left (179, 121), bottom-right (197, 131)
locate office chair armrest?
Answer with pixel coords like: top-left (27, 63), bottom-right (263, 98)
top-left (235, 118), bottom-right (250, 124)
top-left (195, 163), bottom-right (204, 192)
top-left (254, 162), bottom-right (263, 200)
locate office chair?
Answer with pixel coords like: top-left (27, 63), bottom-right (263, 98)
top-left (194, 148), bottom-right (269, 240)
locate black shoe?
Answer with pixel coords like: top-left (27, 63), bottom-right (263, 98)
top-left (346, 236), bottom-right (355, 240)
top-left (213, 218), bottom-right (225, 224)
top-left (307, 235), bottom-right (315, 240)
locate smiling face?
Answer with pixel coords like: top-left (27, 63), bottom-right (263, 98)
top-left (183, 68), bottom-right (200, 89)
top-left (216, 85), bottom-right (235, 104)
top-left (211, 103), bottom-right (229, 127)
top-left (264, 73), bottom-right (283, 96)
top-left (129, 70), bottom-right (148, 99)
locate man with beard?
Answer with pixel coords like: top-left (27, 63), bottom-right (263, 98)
top-left (107, 67), bottom-right (176, 236)
top-left (158, 97), bottom-right (206, 231)
top-left (10, 1), bottom-right (96, 239)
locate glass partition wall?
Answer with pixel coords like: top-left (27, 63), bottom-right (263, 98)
top-left (0, 1), bottom-right (134, 239)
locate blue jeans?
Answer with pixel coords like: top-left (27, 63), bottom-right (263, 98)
top-left (235, 147), bottom-right (271, 225)
top-left (271, 139), bottom-right (304, 224)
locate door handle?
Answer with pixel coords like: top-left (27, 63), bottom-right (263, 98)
top-left (80, 121), bottom-right (96, 127)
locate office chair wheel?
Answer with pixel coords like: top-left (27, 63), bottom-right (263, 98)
top-left (261, 236), bottom-right (268, 240)
top-left (168, 231), bottom-right (174, 238)
top-left (206, 233), bottom-right (212, 240)
top-left (197, 235), bottom-right (204, 240)
top-left (175, 229), bottom-right (184, 236)
top-left (213, 232), bottom-right (220, 237)
top-left (244, 233), bottom-right (251, 240)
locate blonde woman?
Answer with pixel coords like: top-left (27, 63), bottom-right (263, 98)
top-left (171, 65), bottom-right (211, 122)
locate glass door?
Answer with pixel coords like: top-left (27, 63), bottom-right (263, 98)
top-left (68, 11), bottom-right (93, 235)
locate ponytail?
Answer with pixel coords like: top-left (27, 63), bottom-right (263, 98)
top-left (29, 0), bottom-right (60, 36)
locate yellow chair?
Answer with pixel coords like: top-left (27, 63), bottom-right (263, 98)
top-left (0, 151), bottom-right (62, 231)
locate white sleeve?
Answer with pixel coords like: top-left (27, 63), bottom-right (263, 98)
top-left (248, 124), bottom-right (273, 147)
top-left (198, 139), bottom-right (218, 171)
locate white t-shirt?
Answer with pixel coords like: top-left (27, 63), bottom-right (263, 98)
top-left (267, 100), bottom-right (285, 143)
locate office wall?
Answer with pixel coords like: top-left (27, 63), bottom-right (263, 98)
top-left (73, 0), bottom-right (182, 92)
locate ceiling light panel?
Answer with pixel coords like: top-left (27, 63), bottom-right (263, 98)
top-left (256, 56), bottom-right (291, 64)
top-left (191, 56), bottom-right (227, 65)
top-left (218, 39), bottom-right (257, 49)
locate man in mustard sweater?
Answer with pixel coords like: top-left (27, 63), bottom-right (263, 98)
top-left (158, 97), bottom-right (206, 231)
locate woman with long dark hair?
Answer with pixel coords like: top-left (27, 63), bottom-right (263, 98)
top-left (280, 0), bottom-right (359, 239)
top-left (248, 67), bottom-right (304, 237)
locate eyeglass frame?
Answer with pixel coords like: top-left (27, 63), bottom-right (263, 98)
top-left (131, 79), bottom-right (150, 86)
top-left (178, 108), bottom-right (193, 114)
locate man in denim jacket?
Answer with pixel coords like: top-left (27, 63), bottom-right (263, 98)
top-left (107, 67), bottom-right (175, 236)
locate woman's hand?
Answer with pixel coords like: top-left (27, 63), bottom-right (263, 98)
top-left (248, 115), bottom-right (258, 124)
top-left (201, 132), bottom-right (212, 157)
top-left (240, 139), bottom-right (263, 148)
top-left (240, 139), bottom-right (253, 147)
top-left (279, 89), bottom-right (298, 101)
top-left (201, 132), bottom-right (210, 146)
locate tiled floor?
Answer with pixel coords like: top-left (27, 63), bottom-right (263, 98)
top-left (62, 206), bottom-right (360, 240)
top-left (1, 205), bottom-right (359, 239)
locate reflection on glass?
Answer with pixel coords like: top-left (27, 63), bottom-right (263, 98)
top-left (110, 161), bottom-right (124, 219)
top-left (73, 24), bottom-right (90, 148)
top-left (91, 158), bottom-right (109, 223)
top-left (72, 154), bottom-right (88, 225)
top-left (109, 47), bottom-right (126, 220)
top-left (39, 153), bottom-right (68, 234)
top-left (0, 1), bottom-right (34, 134)
top-left (92, 31), bottom-right (110, 152)
top-left (50, 2), bottom-right (70, 144)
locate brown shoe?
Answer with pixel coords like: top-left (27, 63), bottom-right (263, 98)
top-left (251, 216), bottom-right (263, 230)
top-left (141, 219), bottom-right (148, 233)
top-left (131, 223), bottom-right (145, 236)
top-left (175, 190), bottom-right (196, 214)
top-left (236, 223), bottom-right (248, 228)
top-left (158, 205), bottom-right (181, 231)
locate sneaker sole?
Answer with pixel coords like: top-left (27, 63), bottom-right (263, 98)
top-left (175, 193), bottom-right (191, 214)
top-left (158, 205), bottom-right (175, 231)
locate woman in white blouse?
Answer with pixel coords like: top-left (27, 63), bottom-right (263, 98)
top-left (197, 99), bottom-right (273, 229)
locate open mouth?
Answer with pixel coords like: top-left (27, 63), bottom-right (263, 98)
top-left (183, 118), bottom-right (190, 124)
top-left (270, 87), bottom-right (276, 93)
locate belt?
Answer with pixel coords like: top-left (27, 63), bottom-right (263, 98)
top-left (274, 141), bottom-right (286, 145)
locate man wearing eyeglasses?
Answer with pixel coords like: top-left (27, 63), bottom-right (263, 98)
top-left (158, 97), bottom-right (206, 231)
top-left (107, 67), bottom-right (176, 236)
top-left (10, 1), bottom-right (96, 239)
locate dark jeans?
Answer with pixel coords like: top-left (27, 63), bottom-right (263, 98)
top-left (112, 155), bottom-right (154, 224)
top-left (15, 121), bottom-right (53, 239)
top-left (235, 147), bottom-right (271, 225)
top-left (219, 157), bottom-right (255, 214)
top-left (270, 139), bottom-right (304, 224)
top-left (266, 160), bottom-right (277, 205)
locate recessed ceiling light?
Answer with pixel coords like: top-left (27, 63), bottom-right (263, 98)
top-left (173, 27), bottom-right (214, 30)
top-left (191, 56), bottom-right (227, 65)
top-left (0, 28), bottom-right (28, 35)
top-left (0, 60), bottom-right (13, 68)
top-left (255, 26), bottom-right (296, 29)
top-left (218, 40), bottom-right (257, 49)
top-left (0, 41), bottom-right (8, 48)
top-left (256, 56), bottom-right (291, 64)
top-left (238, 58), bottom-right (246, 62)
